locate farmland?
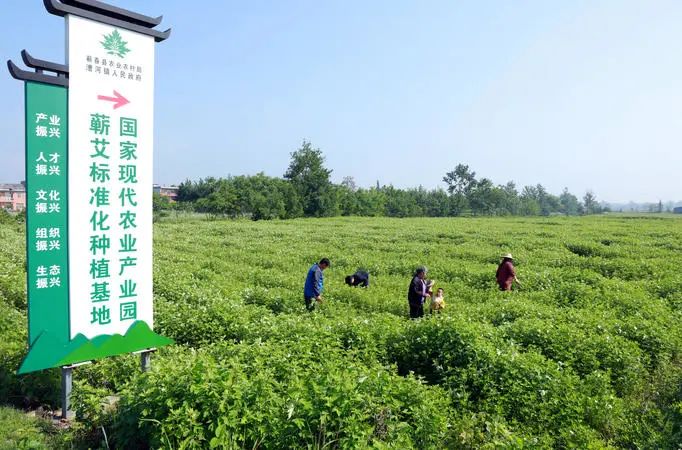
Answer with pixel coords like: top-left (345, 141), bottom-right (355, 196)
top-left (1, 214), bottom-right (681, 448)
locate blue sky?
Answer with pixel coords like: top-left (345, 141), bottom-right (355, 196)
top-left (1, 0), bottom-right (681, 202)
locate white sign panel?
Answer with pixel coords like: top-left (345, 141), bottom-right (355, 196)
top-left (68, 15), bottom-right (154, 339)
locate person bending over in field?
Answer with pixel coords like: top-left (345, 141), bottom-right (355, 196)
top-left (304, 258), bottom-right (330, 311)
top-left (496, 253), bottom-right (521, 291)
top-left (407, 266), bottom-right (430, 319)
top-left (345, 270), bottom-right (369, 288)
top-left (430, 287), bottom-right (445, 314)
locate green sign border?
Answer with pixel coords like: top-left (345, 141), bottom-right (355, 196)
top-left (25, 81), bottom-right (70, 347)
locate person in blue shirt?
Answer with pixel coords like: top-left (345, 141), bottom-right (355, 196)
top-left (304, 258), bottom-right (330, 311)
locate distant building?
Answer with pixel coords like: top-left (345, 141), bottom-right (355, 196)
top-left (674, 207), bottom-right (682, 214)
top-left (153, 184), bottom-right (179, 202)
top-left (0, 183), bottom-right (26, 212)
top-left (3, 182), bottom-right (180, 210)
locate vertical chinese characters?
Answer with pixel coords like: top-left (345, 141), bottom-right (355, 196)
top-left (84, 112), bottom-right (140, 329)
top-left (30, 111), bottom-right (65, 291)
top-left (88, 113), bottom-right (113, 326)
top-left (118, 116), bottom-right (138, 322)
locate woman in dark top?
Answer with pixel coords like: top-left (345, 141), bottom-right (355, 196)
top-left (407, 266), bottom-right (430, 318)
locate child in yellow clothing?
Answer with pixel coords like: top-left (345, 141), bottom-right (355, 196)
top-left (430, 287), bottom-right (445, 314)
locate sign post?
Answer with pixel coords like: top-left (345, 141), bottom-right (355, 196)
top-left (7, 0), bottom-right (173, 418)
top-left (61, 366), bottom-right (72, 419)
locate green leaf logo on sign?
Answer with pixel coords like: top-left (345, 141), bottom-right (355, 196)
top-left (100, 29), bottom-right (130, 58)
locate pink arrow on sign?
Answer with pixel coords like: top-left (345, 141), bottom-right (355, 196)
top-left (97, 90), bottom-right (130, 109)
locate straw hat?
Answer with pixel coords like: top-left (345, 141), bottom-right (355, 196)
top-left (501, 253), bottom-right (513, 260)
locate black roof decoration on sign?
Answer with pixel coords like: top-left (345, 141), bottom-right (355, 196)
top-left (7, 0), bottom-right (170, 86)
top-left (60, 0), bottom-right (163, 28)
top-left (22, 50), bottom-right (69, 75)
top-left (7, 54), bottom-right (69, 87)
top-left (44, 0), bottom-right (171, 42)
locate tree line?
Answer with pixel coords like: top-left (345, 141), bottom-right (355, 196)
top-left (161, 141), bottom-right (607, 220)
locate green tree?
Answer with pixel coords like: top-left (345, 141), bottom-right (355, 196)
top-left (281, 182), bottom-right (304, 218)
top-left (152, 193), bottom-right (172, 222)
top-left (337, 185), bottom-right (358, 216)
top-left (195, 180), bottom-right (239, 218)
top-left (519, 186), bottom-right (541, 215)
top-left (534, 184), bottom-right (560, 215)
top-left (355, 188), bottom-right (386, 216)
top-left (423, 188), bottom-right (450, 217)
top-left (341, 176), bottom-right (357, 192)
top-left (284, 140), bottom-right (335, 217)
top-left (233, 174), bottom-right (289, 220)
top-left (468, 178), bottom-right (507, 215)
top-left (383, 185), bottom-right (421, 217)
top-left (442, 164), bottom-right (476, 215)
top-left (443, 164), bottom-right (477, 195)
top-left (520, 184), bottom-right (559, 216)
top-left (177, 177), bottom-right (219, 203)
top-left (559, 188), bottom-right (580, 215)
top-left (152, 192), bottom-right (171, 212)
top-left (583, 191), bottom-right (600, 215)
top-left (500, 181), bottom-right (521, 215)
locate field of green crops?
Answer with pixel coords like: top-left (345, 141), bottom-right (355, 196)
top-left (1, 215), bottom-right (682, 448)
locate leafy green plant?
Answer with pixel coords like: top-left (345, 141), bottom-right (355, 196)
top-left (0, 215), bottom-right (680, 447)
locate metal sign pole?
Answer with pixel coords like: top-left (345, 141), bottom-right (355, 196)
top-left (136, 347), bottom-right (156, 372)
top-left (140, 351), bottom-right (151, 372)
top-left (60, 366), bottom-right (72, 419)
top-left (60, 360), bottom-right (91, 419)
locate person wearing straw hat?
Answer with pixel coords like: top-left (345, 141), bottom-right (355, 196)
top-left (496, 253), bottom-right (521, 291)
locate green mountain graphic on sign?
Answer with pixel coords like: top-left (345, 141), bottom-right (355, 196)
top-left (101, 29), bottom-right (130, 58)
top-left (18, 321), bottom-right (173, 374)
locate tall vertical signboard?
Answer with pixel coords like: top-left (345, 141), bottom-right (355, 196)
top-left (7, 1), bottom-right (172, 380)
top-left (68, 15), bottom-right (155, 339)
